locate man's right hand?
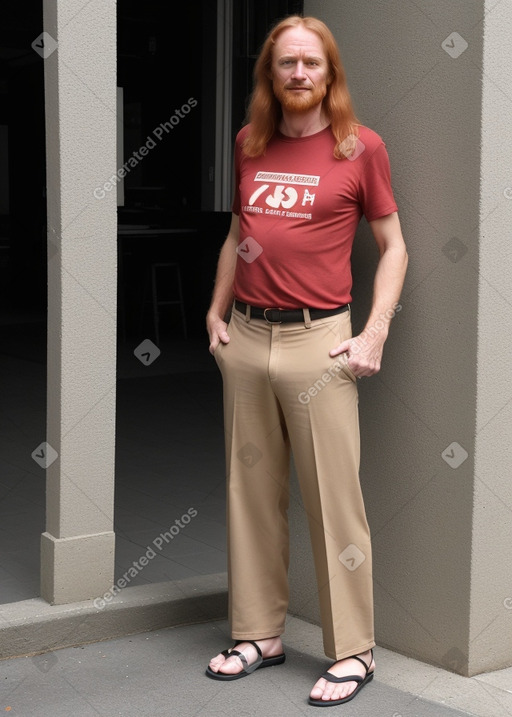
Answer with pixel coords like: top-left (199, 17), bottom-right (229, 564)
top-left (207, 312), bottom-right (230, 355)
top-left (204, 213), bottom-right (239, 355)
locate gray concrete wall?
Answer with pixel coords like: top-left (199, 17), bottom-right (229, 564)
top-left (288, 0), bottom-right (512, 676)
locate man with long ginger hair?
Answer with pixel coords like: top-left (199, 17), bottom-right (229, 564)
top-left (205, 14), bottom-right (408, 708)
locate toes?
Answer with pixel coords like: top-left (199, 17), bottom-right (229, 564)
top-left (218, 656), bottom-right (243, 674)
top-left (309, 678), bottom-right (326, 699)
top-left (208, 654), bottom-right (224, 672)
top-left (310, 676), bottom-right (359, 703)
top-left (331, 681), bottom-right (355, 701)
top-left (208, 652), bottom-right (238, 674)
top-left (320, 680), bottom-right (337, 701)
top-left (210, 650), bottom-right (246, 676)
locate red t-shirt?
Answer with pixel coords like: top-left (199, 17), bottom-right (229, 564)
top-left (231, 124), bottom-right (398, 309)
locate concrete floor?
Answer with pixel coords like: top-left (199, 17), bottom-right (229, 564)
top-left (3, 614), bottom-right (512, 717)
top-left (1, 313), bottom-right (512, 717)
top-left (0, 616), bottom-right (484, 717)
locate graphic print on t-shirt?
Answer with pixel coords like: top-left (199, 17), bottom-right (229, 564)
top-left (241, 170), bottom-right (320, 221)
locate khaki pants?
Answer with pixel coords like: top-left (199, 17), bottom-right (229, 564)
top-left (214, 303), bottom-right (375, 660)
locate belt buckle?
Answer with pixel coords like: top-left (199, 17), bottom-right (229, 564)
top-left (263, 308), bottom-right (282, 324)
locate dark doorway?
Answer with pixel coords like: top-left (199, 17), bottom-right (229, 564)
top-left (116, 0), bottom-right (304, 343)
top-left (0, 0), bottom-right (303, 604)
top-left (113, 0), bottom-right (305, 592)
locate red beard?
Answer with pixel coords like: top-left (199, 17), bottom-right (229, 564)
top-left (273, 80), bottom-right (327, 113)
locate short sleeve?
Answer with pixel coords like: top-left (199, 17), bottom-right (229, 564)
top-left (358, 142), bottom-right (398, 222)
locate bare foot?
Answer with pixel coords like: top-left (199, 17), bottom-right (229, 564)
top-left (208, 636), bottom-right (283, 676)
top-left (309, 650), bottom-right (375, 703)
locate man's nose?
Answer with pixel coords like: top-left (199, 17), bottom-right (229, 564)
top-left (291, 60), bottom-right (307, 79)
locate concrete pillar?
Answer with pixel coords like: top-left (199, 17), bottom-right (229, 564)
top-left (288, 0), bottom-right (512, 675)
top-left (40, 0), bottom-right (117, 604)
top-left (471, 0), bottom-right (512, 676)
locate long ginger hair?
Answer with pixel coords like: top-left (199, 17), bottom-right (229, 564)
top-left (243, 15), bottom-right (360, 159)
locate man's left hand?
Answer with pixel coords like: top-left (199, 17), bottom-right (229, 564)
top-left (329, 334), bottom-right (386, 378)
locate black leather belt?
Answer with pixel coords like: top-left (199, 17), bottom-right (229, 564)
top-left (234, 300), bottom-right (349, 324)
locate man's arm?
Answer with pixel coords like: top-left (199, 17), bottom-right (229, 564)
top-left (330, 211), bottom-right (408, 376)
top-left (206, 213), bottom-right (240, 354)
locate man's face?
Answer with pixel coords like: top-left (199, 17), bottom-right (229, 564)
top-left (271, 26), bottom-right (331, 114)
